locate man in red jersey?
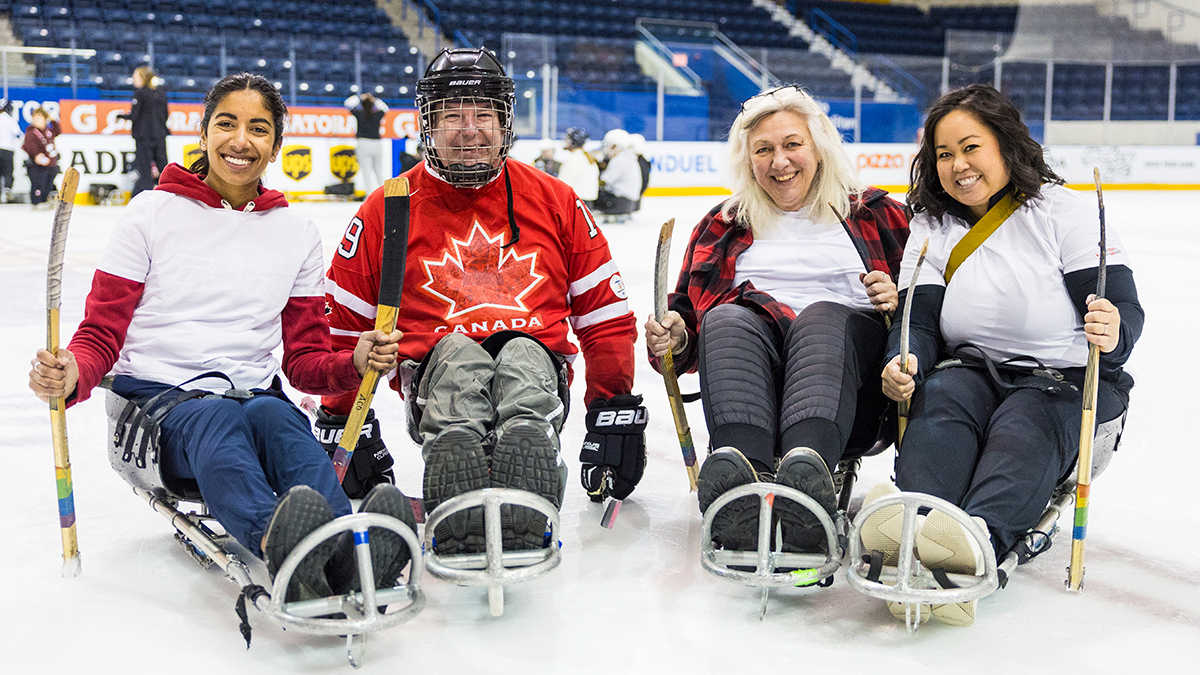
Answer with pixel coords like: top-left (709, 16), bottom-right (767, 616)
top-left (321, 48), bottom-right (644, 553)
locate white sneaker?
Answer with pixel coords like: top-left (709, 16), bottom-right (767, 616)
top-left (917, 510), bottom-right (990, 627)
top-left (859, 483), bottom-right (905, 565)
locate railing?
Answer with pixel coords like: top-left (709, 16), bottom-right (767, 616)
top-left (870, 54), bottom-right (926, 104)
top-left (634, 18), bottom-right (706, 92)
top-left (810, 8), bottom-right (857, 54)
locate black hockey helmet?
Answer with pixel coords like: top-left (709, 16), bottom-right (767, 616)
top-left (0, 98), bottom-right (12, 115)
top-left (416, 47), bottom-right (515, 188)
top-left (565, 127), bottom-right (589, 149)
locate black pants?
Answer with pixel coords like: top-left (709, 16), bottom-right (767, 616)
top-left (697, 302), bottom-right (889, 472)
top-left (895, 364), bottom-right (1126, 556)
top-left (132, 136), bottom-right (168, 197)
top-left (27, 162), bottom-right (59, 204)
top-left (594, 189), bottom-right (636, 215)
top-left (0, 148), bottom-right (13, 194)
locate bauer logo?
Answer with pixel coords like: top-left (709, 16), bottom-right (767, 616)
top-left (183, 143), bottom-right (203, 169)
top-left (448, 79), bottom-right (482, 86)
top-left (281, 145), bottom-right (313, 181)
top-left (595, 409), bottom-right (647, 427)
top-left (330, 145), bottom-right (359, 181)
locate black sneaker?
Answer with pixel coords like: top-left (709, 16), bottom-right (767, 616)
top-left (774, 447), bottom-right (838, 553)
top-left (423, 426), bottom-right (489, 555)
top-left (327, 484), bottom-right (418, 595)
top-left (491, 419), bottom-right (561, 550)
top-left (697, 447), bottom-right (761, 552)
top-left (262, 486), bottom-right (337, 602)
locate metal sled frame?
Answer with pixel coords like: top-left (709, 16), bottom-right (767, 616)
top-left (133, 486), bottom-right (425, 667)
top-left (846, 492), bottom-right (999, 633)
top-left (700, 483), bottom-right (845, 618)
top-left (424, 488), bottom-right (562, 617)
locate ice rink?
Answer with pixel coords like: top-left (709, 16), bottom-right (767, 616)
top-left (1, 189), bottom-right (1196, 672)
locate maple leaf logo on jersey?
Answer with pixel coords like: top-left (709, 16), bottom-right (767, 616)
top-left (420, 222), bottom-right (546, 319)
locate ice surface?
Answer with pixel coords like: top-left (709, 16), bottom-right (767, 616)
top-left (1, 190), bottom-right (1196, 672)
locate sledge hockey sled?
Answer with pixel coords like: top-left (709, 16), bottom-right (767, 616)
top-left (104, 386), bottom-right (425, 667)
top-left (844, 414), bottom-right (1125, 632)
top-left (700, 455), bottom-right (871, 618)
top-left (423, 488), bottom-right (562, 617)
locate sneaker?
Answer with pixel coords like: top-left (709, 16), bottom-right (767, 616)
top-left (859, 483), bottom-right (905, 565)
top-left (917, 510), bottom-right (989, 627)
top-left (327, 484), bottom-right (418, 595)
top-left (423, 426), bottom-right (489, 555)
top-left (774, 447), bottom-right (837, 553)
top-left (491, 419), bottom-right (561, 550)
top-left (697, 447), bottom-right (761, 552)
top-left (262, 486), bottom-right (337, 602)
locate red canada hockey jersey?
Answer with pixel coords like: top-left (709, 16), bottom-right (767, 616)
top-left (323, 159), bottom-right (637, 413)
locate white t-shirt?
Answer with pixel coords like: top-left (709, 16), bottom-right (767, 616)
top-left (901, 184), bottom-right (1130, 368)
top-left (99, 190), bottom-right (326, 391)
top-left (734, 208), bottom-right (873, 316)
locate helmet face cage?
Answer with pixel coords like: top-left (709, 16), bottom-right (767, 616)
top-left (416, 48), bottom-right (515, 188)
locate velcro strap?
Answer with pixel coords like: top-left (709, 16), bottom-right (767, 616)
top-left (863, 550), bottom-right (884, 583)
top-left (931, 567), bottom-right (960, 589)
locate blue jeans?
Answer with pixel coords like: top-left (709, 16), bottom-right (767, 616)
top-left (112, 376), bottom-right (352, 555)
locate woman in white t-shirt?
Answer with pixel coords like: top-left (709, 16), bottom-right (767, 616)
top-left (644, 85), bottom-right (910, 562)
top-left (874, 84), bottom-right (1144, 627)
top-left (28, 73), bottom-right (414, 605)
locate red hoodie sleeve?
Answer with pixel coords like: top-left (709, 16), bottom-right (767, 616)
top-left (280, 296), bottom-right (362, 395)
top-left (65, 270), bottom-right (143, 406)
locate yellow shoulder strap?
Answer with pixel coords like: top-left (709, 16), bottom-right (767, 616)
top-left (944, 193), bottom-right (1021, 283)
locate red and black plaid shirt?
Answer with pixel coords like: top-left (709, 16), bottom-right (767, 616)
top-left (660, 187), bottom-right (910, 374)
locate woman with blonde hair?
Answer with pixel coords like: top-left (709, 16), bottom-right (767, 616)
top-left (118, 65), bottom-right (170, 196)
top-left (645, 85), bottom-right (909, 559)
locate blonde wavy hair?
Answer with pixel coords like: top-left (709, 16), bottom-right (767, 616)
top-left (722, 86), bottom-right (862, 235)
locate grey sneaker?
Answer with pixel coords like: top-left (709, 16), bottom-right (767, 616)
top-left (697, 447), bottom-right (761, 552)
top-left (262, 486), bottom-right (337, 602)
top-left (491, 419), bottom-right (561, 550)
top-left (423, 426), bottom-right (489, 555)
top-left (774, 447), bottom-right (837, 553)
top-left (327, 484), bottom-right (418, 595)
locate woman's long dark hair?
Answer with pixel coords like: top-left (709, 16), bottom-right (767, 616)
top-left (908, 84), bottom-right (1063, 219)
top-left (189, 72), bottom-right (288, 175)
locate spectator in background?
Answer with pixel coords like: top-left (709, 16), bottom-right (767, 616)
top-left (22, 107), bottom-right (61, 209)
top-left (533, 138), bottom-right (561, 177)
top-left (629, 132), bottom-right (651, 210)
top-left (557, 127), bottom-right (598, 209)
top-left (397, 141), bottom-right (423, 174)
top-left (594, 128), bottom-right (641, 222)
top-left (118, 66), bottom-right (170, 197)
top-left (0, 98), bottom-right (20, 203)
top-left (345, 93), bottom-right (389, 198)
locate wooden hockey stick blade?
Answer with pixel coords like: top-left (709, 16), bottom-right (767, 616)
top-left (1068, 168), bottom-right (1107, 592)
top-left (654, 218), bottom-right (699, 491)
top-left (333, 177), bottom-right (410, 481)
top-left (47, 167), bottom-right (82, 576)
top-left (601, 498), bottom-right (622, 529)
top-left (896, 238), bottom-right (929, 446)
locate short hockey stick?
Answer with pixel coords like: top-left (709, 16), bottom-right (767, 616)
top-left (46, 167), bottom-right (82, 577)
top-left (829, 202), bottom-right (891, 329)
top-left (1067, 168), bottom-right (1108, 592)
top-left (897, 238), bottom-right (929, 445)
top-left (655, 218), bottom-right (700, 492)
top-left (332, 177), bottom-right (410, 482)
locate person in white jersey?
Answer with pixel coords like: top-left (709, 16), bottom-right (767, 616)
top-left (873, 84), bottom-right (1144, 627)
top-left (27, 73), bottom-right (415, 605)
top-left (644, 86), bottom-right (910, 562)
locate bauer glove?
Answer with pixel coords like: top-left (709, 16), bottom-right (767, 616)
top-left (580, 394), bottom-right (647, 502)
top-left (313, 406), bottom-right (395, 500)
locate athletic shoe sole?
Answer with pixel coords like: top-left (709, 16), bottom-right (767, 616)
top-left (697, 447), bottom-right (760, 553)
top-left (774, 447), bottom-right (837, 553)
top-left (859, 483), bottom-right (904, 565)
top-left (918, 510), bottom-right (987, 627)
top-left (423, 426), bottom-right (489, 555)
top-left (329, 484), bottom-right (418, 595)
top-left (263, 485), bottom-right (337, 602)
top-left (491, 420), bottom-right (560, 550)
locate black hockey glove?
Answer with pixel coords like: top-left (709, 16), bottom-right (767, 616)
top-left (313, 406), bottom-right (395, 500)
top-left (580, 394), bottom-right (647, 502)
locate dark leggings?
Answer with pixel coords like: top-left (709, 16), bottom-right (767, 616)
top-left (697, 301), bottom-right (888, 472)
top-left (895, 366), bottom-right (1125, 556)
